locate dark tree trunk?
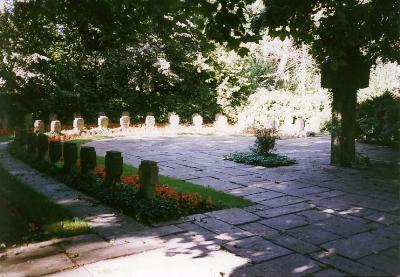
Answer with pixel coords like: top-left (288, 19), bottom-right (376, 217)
top-left (330, 84), bottom-right (357, 166)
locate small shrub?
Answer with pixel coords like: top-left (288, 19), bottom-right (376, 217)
top-left (224, 127), bottom-right (295, 167)
top-left (224, 152), bottom-right (295, 167)
top-left (251, 128), bottom-right (277, 155)
top-left (357, 92), bottom-right (400, 147)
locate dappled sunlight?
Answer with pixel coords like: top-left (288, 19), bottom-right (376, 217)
top-left (292, 263), bottom-right (315, 273)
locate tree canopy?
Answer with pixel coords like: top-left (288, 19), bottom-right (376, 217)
top-left (253, 0), bottom-right (400, 66)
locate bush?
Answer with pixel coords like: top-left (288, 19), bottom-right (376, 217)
top-left (251, 128), bottom-right (276, 155)
top-left (357, 92), bottom-right (400, 147)
top-left (224, 128), bottom-right (295, 167)
top-left (224, 151), bottom-right (296, 167)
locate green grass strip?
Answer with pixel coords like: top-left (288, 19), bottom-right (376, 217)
top-left (0, 164), bottom-right (91, 247)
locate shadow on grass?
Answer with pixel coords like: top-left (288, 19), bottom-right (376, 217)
top-left (0, 165), bottom-right (90, 248)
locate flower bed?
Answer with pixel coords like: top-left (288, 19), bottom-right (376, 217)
top-left (9, 143), bottom-right (217, 224)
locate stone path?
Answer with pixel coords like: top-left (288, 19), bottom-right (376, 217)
top-left (0, 136), bottom-right (399, 276)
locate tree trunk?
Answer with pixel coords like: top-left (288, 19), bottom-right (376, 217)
top-left (330, 85), bottom-right (357, 166)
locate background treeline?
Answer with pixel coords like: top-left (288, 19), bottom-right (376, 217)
top-left (0, 0), bottom-right (398, 145)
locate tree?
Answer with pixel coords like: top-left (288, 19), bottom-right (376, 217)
top-left (253, 0), bottom-right (400, 166)
top-left (0, 0), bottom-right (254, 123)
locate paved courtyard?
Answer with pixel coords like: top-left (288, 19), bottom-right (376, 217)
top-left (0, 135), bottom-right (399, 276)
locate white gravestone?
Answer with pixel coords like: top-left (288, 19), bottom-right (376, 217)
top-left (50, 120), bottom-right (62, 133)
top-left (168, 113), bottom-right (180, 129)
top-left (33, 120), bottom-right (45, 134)
top-left (214, 114), bottom-right (228, 131)
top-left (98, 116), bottom-right (109, 129)
top-left (73, 118), bottom-right (84, 131)
top-left (120, 116), bottom-right (130, 129)
top-left (192, 114), bottom-right (203, 129)
top-left (145, 115), bottom-right (156, 128)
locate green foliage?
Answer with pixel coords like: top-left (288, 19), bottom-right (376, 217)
top-left (225, 127), bottom-right (295, 167)
top-left (254, 0), bottom-right (400, 66)
top-left (0, 0), bottom-right (254, 125)
top-left (224, 151), bottom-right (295, 167)
top-left (357, 92), bottom-right (400, 147)
top-left (251, 128), bottom-right (276, 155)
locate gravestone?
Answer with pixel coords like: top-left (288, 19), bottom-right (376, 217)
top-left (139, 160), bottom-right (158, 199)
top-left (98, 116), bottom-right (109, 129)
top-left (294, 118), bottom-right (305, 132)
top-left (214, 114), bottom-right (228, 131)
top-left (281, 116), bottom-right (294, 132)
top-left (63, 142), bottom-right (78, 172)
top-left (192, 113), bottom-right (203, 129)
top-left (122, 111), bottom-right (130, 117)
top-left (168, 113), bottom-right (180, 129)
top-left (236, 114), bottom-right (248, 130)
top-left (73, 118), bottom-right (84, 131)
top-left (306, 117), bottom-right (321, 133)
top-left (24, 113), bottom-right (33, 130)
top-left (50, 120), bottom-right (62, 133)
top-left (49, 141), bottom-right (62, 163)
top-left (33, 120), bottom-right (45, 134)
top-left (27, 133), bottom-right (38, 154)
top-left (105, 151), bottom-right (123, 185)
top-left (81, 146), bottom-right (97, 174)
top-left (37, 134), bottom-right (48, 160)
top-left (120, 115), bottom-right (130, 129)
top-left (145, 115), bottom-right (156, 128)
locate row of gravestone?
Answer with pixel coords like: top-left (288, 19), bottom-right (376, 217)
top-left (14, 130), bottom-right (159, 199)
top-left (25, 112), bottom-right (230, 133)
top-left (24, 112), bottom-right (318, 134)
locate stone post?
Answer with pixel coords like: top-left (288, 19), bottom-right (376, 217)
top-left (50, 120), bottom-right (62, 133)
top-left (98, 116), bottom-right (109, 129)
top-left (139, 160), bottom-right (158, 199)
top-left (15, 128), bottom-right (28, 146)
top-left (145, 115), bottom-right (156, 128)
top-left (37, 134), bottom-right (49, 160)
top-left (49, 141), bottom-right (62, 163)
top-left (120, 116), bottom-right (130, 129)
top-left (63, 142), bottom-right (78, 172)
top-left (105, 151), bottom-right (123, 185)
top-left (294, 118), bottom-right (305, 132)
top-left (168, 113), bottom-right (180, 129)
top-left (192, 114), bottom-right (203, 129)
top-left (73, 118), bottom-right (84, 132)
top-left (214, 114), bottom-right (228, 131)
top-left (24, 113), bottom-right (33, 131)
top-left (33, 120), bottom-right (45, 134)
top-left (27, 133), bottom-right (38, 154)
top-left (80, 146), bottom-right (97, 174)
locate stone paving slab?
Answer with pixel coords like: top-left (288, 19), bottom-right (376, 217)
top-left (231, 253), bottom-right (322, 277)
top-left (320, 230), bottom-right (398, 259)
top-left (223, 236), bottom-right (292, 263)
top-left (310, 252), bottom-right (381, 276)
top-left (259, 214), bottom-right (309, 230)
top-left (287, 225), bottom-right (342, 245)
top-left (206, 208), bottom-right (261, 225)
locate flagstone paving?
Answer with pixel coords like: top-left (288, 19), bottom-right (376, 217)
top-left (0, 135), bottom-right (399, 276)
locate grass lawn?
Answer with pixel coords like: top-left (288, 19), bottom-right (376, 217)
top-left (0, 164), bottom-right (90, 248)
top-left (68, 139), bottom-right (252, 209)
